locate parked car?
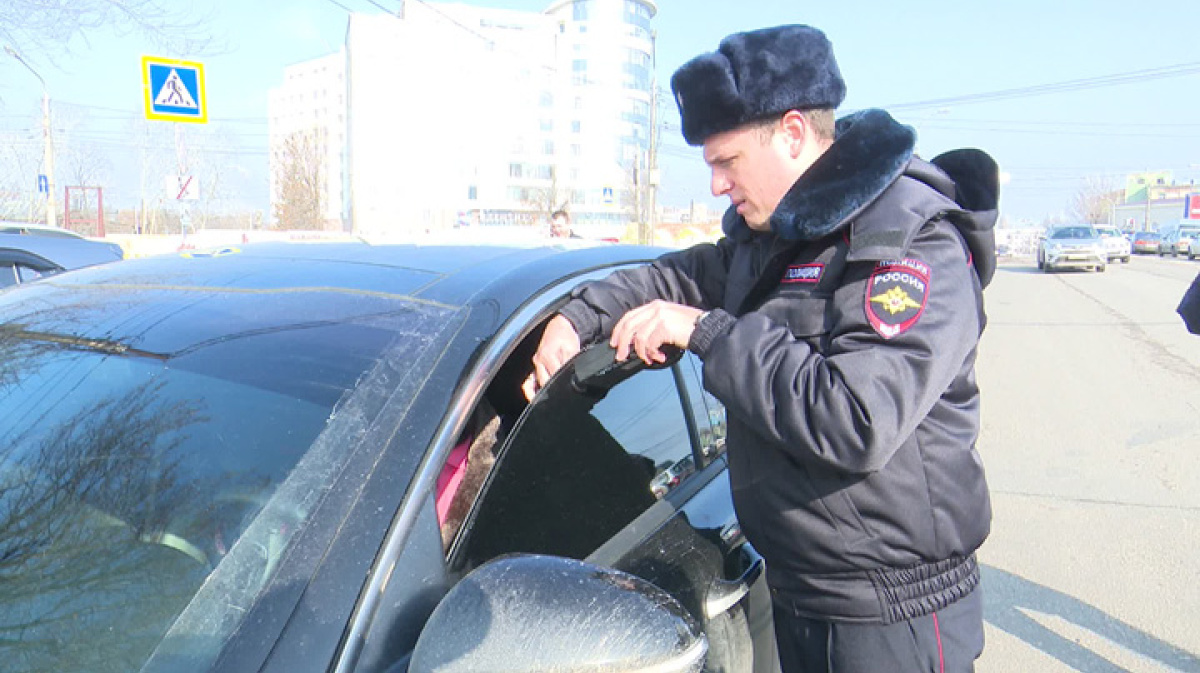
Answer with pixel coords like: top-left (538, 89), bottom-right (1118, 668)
top-left (0, 231), bottom-right (125, 287)
top-left (1159, 226), bottom-right (1200, 257)
top-left (1038, 225), bottom-right (1107, 272)
top-left (0, 221), bottom-right (90, 238)
top-left (0, 242), bottom-right (776, 673)
top-left (1189, 235), bottom-right (1200, 260)
top-left (1093, 225), bottom-right (1131, 263)
top-left (1131, 231), bottom-right (1161, 254)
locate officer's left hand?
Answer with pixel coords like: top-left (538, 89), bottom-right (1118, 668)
top-left (610, 300), bottom-right (705, 365)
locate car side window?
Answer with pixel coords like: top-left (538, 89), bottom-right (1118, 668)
top-left (678, 352), bottom-right (727, 461)
top-left (17, 265), bottom-right (48, 283)
top-left (450, 360), bottom-right (695, 572)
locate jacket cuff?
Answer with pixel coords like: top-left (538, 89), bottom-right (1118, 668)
top-left (688, 308), bottom-right (736, 357)
top-left (557, 300), bottom-right (602, 344)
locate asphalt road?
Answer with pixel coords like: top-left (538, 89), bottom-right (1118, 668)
top-left (974, 253), bottom-right (1200, 672)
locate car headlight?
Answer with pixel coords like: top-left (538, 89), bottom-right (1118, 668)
top-left (1047, 243), bottom-right (1062, 253)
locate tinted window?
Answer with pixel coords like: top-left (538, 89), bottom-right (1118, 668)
top-left (679, 352), bottom-right (727, 461)
top-left (16, 265), bottom-right (49, 283)
top-left (454, 363), bottom-right (693, 571)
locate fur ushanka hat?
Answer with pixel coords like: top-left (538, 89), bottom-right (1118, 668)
top-left (670, 25), bottom-right (846, 146)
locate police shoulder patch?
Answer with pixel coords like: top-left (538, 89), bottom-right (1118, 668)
top-left (865, 258), bottom-right (930, 339)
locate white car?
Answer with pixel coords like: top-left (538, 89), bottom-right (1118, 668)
top-left (1038, 225), bottom-right (1107, 273)
top-left (1094, 225), bottom-right (1131, 263)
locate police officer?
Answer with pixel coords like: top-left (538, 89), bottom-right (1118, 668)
top-left (525, 25), bottom-right (997, 672)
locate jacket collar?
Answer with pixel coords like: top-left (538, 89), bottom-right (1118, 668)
top-left (722, 108), bottom-right (916, 242)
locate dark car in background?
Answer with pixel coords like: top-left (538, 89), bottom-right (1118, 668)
top-left (1131, 231), bottom-right (1160, 254)
top-left (0, 242), bottom-right (777, 673)
top-left (0, 227), bottom-right (125, 287)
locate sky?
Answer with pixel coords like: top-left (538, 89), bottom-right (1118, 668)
top-left (1, 0), bottom-right (1198, 225)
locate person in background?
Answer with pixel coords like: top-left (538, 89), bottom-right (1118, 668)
top-left (549, 209), bottom-right (580, 239)
top-left (523, 24), bottom-right (998, 673)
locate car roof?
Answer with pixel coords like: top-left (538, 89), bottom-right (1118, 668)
top-left (0, 240), bottom-right (665, 352)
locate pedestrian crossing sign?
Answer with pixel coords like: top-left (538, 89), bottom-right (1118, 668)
top-left (142, 55), bottom-right (207, 123)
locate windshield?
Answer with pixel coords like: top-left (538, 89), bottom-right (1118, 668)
top-left (0, 284), bottom-right (457, 672)
top-left (1050, 226), bottom-right (1098, 240)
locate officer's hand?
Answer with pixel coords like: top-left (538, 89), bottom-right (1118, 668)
top-left (522, 314), bottom-right (581, 401)
top-left (611, 300), bottom-right (704, 366)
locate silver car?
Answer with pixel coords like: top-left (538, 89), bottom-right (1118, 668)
top-left (1038, 225), bottom-right (1107, 273)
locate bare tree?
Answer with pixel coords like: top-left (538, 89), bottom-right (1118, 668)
top-left (272, 128), bottom-right (326, 231)
top-left (0, 1), bottom-right (216, 65)
top-left (1069, 175), bottom-right (1121, 225)
top-left (0, 127), bottom-right (43, 221)
top-left (522, 164), bottom-right (566, 224)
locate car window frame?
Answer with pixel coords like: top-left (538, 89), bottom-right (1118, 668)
top-left (443, 348), bottom-right (705, 574)
top-left (333, 261), bottom-right (660, 673)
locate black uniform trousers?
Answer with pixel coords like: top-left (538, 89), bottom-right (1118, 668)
top-left (771, 586), bottom-right (984, 673)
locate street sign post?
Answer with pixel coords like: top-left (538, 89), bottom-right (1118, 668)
top-left (165, 175), bottom-right (199, 200)
top-left (142, 56), bottom-right (207, 123)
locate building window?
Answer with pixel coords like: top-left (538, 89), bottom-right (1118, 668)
top-left (467, 186), bottom-right (478, 200)
top-left (571, 120), bottom-right (582, 134)
top-left (623, 1), bottom-right (652, 30)
top-left (540, 119), bottom-right (554, 132)
top-left (573, 1), bottom-right (592, 21)
top-left (543, 140), bottom-right (555, 156)
top-left (539, 91), bottom-right (554, 108)
top-left (509, 163), bottom-right (524, 178)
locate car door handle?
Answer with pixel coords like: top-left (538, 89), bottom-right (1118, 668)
top-left (704, 552), bottom-right (764, 619)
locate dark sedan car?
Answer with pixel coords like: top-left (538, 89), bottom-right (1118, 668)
top-left (1131, 231), bottom-right (1160, 254)
top-left (0, 228), bottom-right (125, 287)
top-left (0, 242), bottom-right (776, 673)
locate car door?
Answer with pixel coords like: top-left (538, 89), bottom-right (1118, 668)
top-left (448, 345), bottom-right (779, 673)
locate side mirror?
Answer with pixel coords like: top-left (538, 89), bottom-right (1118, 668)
top-left (410, 554), bottom-right (707, 673)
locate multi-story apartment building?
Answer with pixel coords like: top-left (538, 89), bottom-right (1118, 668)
top-left (267, 50), bottom-right (348, 231)
top-left (270, 0), bottom-right (657, 240)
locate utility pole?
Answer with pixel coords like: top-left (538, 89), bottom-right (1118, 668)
top-left (646, 31), bottom-right (659, 246)
top-left (5, 46), bottom-right (57, 228)
top-left (1143, 181), bottom-right (1152, 231)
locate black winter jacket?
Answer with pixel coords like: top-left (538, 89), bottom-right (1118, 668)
top-left (559, 109), bottom-right (997, 623)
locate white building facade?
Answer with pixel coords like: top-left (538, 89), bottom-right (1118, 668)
top-left (267, 50), bottom-right (348, 230)
top-left (335, 0), bottom-right (657, 240)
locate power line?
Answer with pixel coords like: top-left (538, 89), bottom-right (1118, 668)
top-left (883, 61), bottom-right (1200, 111)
